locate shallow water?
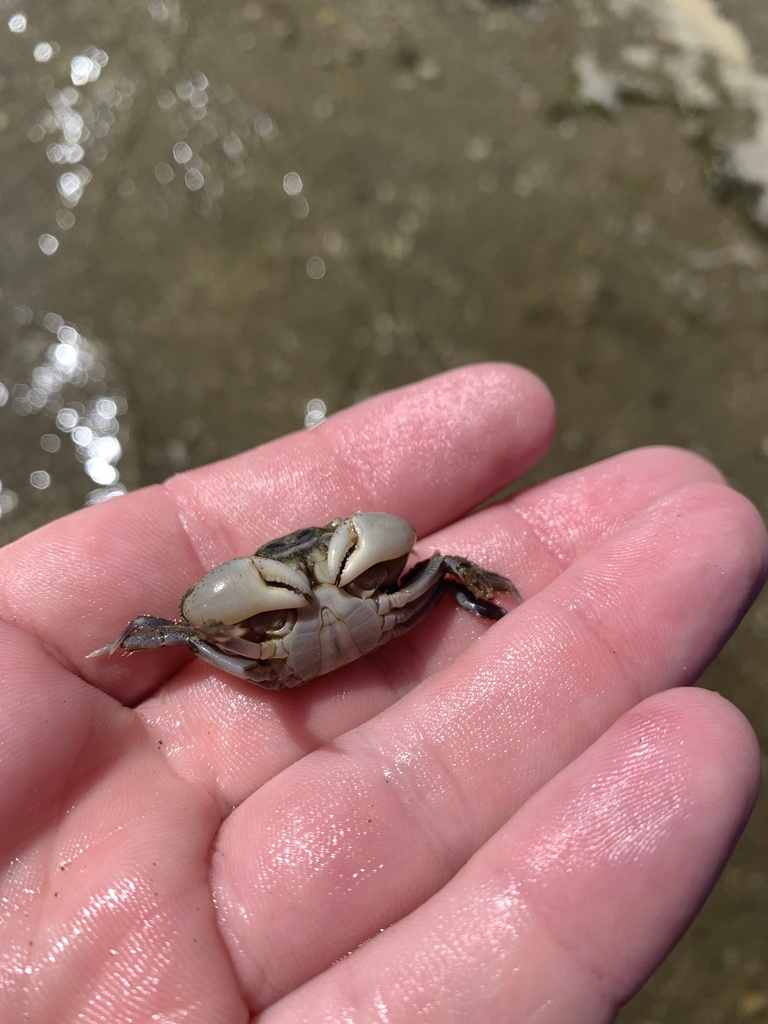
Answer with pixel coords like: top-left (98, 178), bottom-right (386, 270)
top-left (1, 1), bottom-right (767, 1019)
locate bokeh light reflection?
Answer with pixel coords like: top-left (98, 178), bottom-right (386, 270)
top-left (322, 230), bottom-right (343, 256)
top-left (254, 113), bottom-right (277, 140)
top-left (290, 196), bottom-right (309, 218)
top-left (304, 399), bottom-right (327, 429)
top-left (0, 314), bottom-right (128, 526)
top-left (29, 470), bottom-right (51, 490)
top-left (40, 434), bottom-right (60, 453)
top-left (70, 51), bottom-right (106, 87)
top-left (283, 172), bottom-right (303, 196)
top-left (0, 490), bottom-right (19, 517)
top-left (38, 234), bottom-right (59, 255)
top-left (306, 256), bottom-right (326, 280)
top-left (25, 43), bottom-right (136, 252)
top-left (33, 42), bottom-right (55, 62)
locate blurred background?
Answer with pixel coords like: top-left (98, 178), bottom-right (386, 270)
top-left (0, 0), bottom-right (766, 1019)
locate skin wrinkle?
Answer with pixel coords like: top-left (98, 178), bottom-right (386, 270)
top-left (377, 672), bottom-right (502, 817)
top-left (167, 462), bottom-right (292, 567)
top-left (538, 589), bottom-right (648, 716)
top-left (399, 704), bottom-right (720, 1024)
top-left (234, 783), bottom-right (340, 890)
top-left (324, 368), bottom-right (533, 528)
top-left (514, 447), bottom-right (727, 566)
top-left (3, 670), bottom-right (123, 858)
top-left (406, 685), bottom-right (519, 837)
top-left (498, 715), bottom-right (698, 1017)
top-left (0, 544), bottom-right (82, 671)
top-left (528, 489), bottom-right (746, 705)
top-left (158, 479), bottom-right (214, 606)
top-left (215, 740), bottom-right (444, 1004)
top-left (487, 600), bottom-right (616, 763)
top-left (366, 725), bottom-right (469, 879)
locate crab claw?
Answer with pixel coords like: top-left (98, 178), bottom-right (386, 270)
top-left (326, 512), bottom-right (416, 587)
top-left (181, 556), bottom-right (311, 630)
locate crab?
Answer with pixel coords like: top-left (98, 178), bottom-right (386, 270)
top-left (87, 512), bottom-right (521, 689)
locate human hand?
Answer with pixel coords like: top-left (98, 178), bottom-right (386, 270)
top-left (0, 365), bottom-right (765, 1023)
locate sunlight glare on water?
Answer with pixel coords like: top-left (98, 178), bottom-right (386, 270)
top-left (0, 313), bottom-right (128, 525)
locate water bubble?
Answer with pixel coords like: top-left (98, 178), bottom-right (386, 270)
top-left (290, 196), bottom-right (309, 218)
top-left (254, 113), bottom-right (277, 140)
top-left (148, 0), bottom-right (170, 24)
top-left (0, 491), bottom-right (18, 515)
top-left (30, 471), bottom-right (51, 490)
top-left (88, 435), bottom-right (121, 462)
top-left (283, 171), bottom-right (303, 196)
top-left (306, 256), bottom-right (326, 280)
top-left (304, 398), bottom-right (327, 429)
top-left (95, 397), bottom-right (117, 418)
top-left (33, 42), bottom-right (54, 62)
top-left (13, 306), bottom-right (33, 326)
top-left (71, 54), bottom-right (102, 86)
top-left (55, 409), bottom-right (78, 431)
top-left (173, 141), bottom-right (192, 164)
top-left (53, 343), bottom-right (78, 370)
top-left (39, 234), bottom-right (59, 255)
top-left (72, 425), bottom-right (93, 446)
top-left (86, 484), bottom-right (126, 505)
top-left (41, 434), bottom-right (61, 453)
top-left (56, 210), bottom-right (76, 229)
top-left (222, 133), bottom-right (243, 157)
top-left (322, 230), bottom-right (343, 256)
top-left (185, 168), bottom-right (204, 191)
top-left (155, 162), bottom-right (174, 184)
top-left (85, 458), bottom-right (118, 486)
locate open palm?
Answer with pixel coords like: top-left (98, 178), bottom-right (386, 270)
top-left (1, 365), bottom-right (765, 1024)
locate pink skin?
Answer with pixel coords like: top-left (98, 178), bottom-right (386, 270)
top-left (0, 364), bottom-right (765, 1024)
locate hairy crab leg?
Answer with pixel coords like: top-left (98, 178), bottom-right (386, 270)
top-left (393, 552), bottom-right (522, 614)
top-left (86, 615), bottom-right (198, 659)
top-left (87, 615), bottom-right (290, 688)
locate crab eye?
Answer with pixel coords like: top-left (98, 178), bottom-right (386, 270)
top-left (327, 513), bottom-right (416, 588)
top-left (182, 556), bottom-right (311, 628)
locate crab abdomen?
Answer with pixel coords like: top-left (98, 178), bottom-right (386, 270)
top-left (283, 586), bottom-right (392, 681)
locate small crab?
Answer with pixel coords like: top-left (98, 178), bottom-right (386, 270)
top-left (88, 512), bottom-right (521, 689)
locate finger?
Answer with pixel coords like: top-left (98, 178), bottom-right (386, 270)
top-left (0, 364), bottom-right (553, 703)
top-left (0, 622), bottom-right (117, 853)
top-left (137, 446), bottom-right (730, 810)
top-left (0, 624), bottom-right (246, 1023)
top-left (260, 688), bottom-right (759, 1024)
top-left (210, 481), bottom-right (767, 1006)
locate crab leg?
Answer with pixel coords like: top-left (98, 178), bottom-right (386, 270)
top-left (87, 614), bottom-right (291, 687)
top-left (86, 615), bottom-right (199, 658)
top-left (390, 552), bottom-right (522, 618)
